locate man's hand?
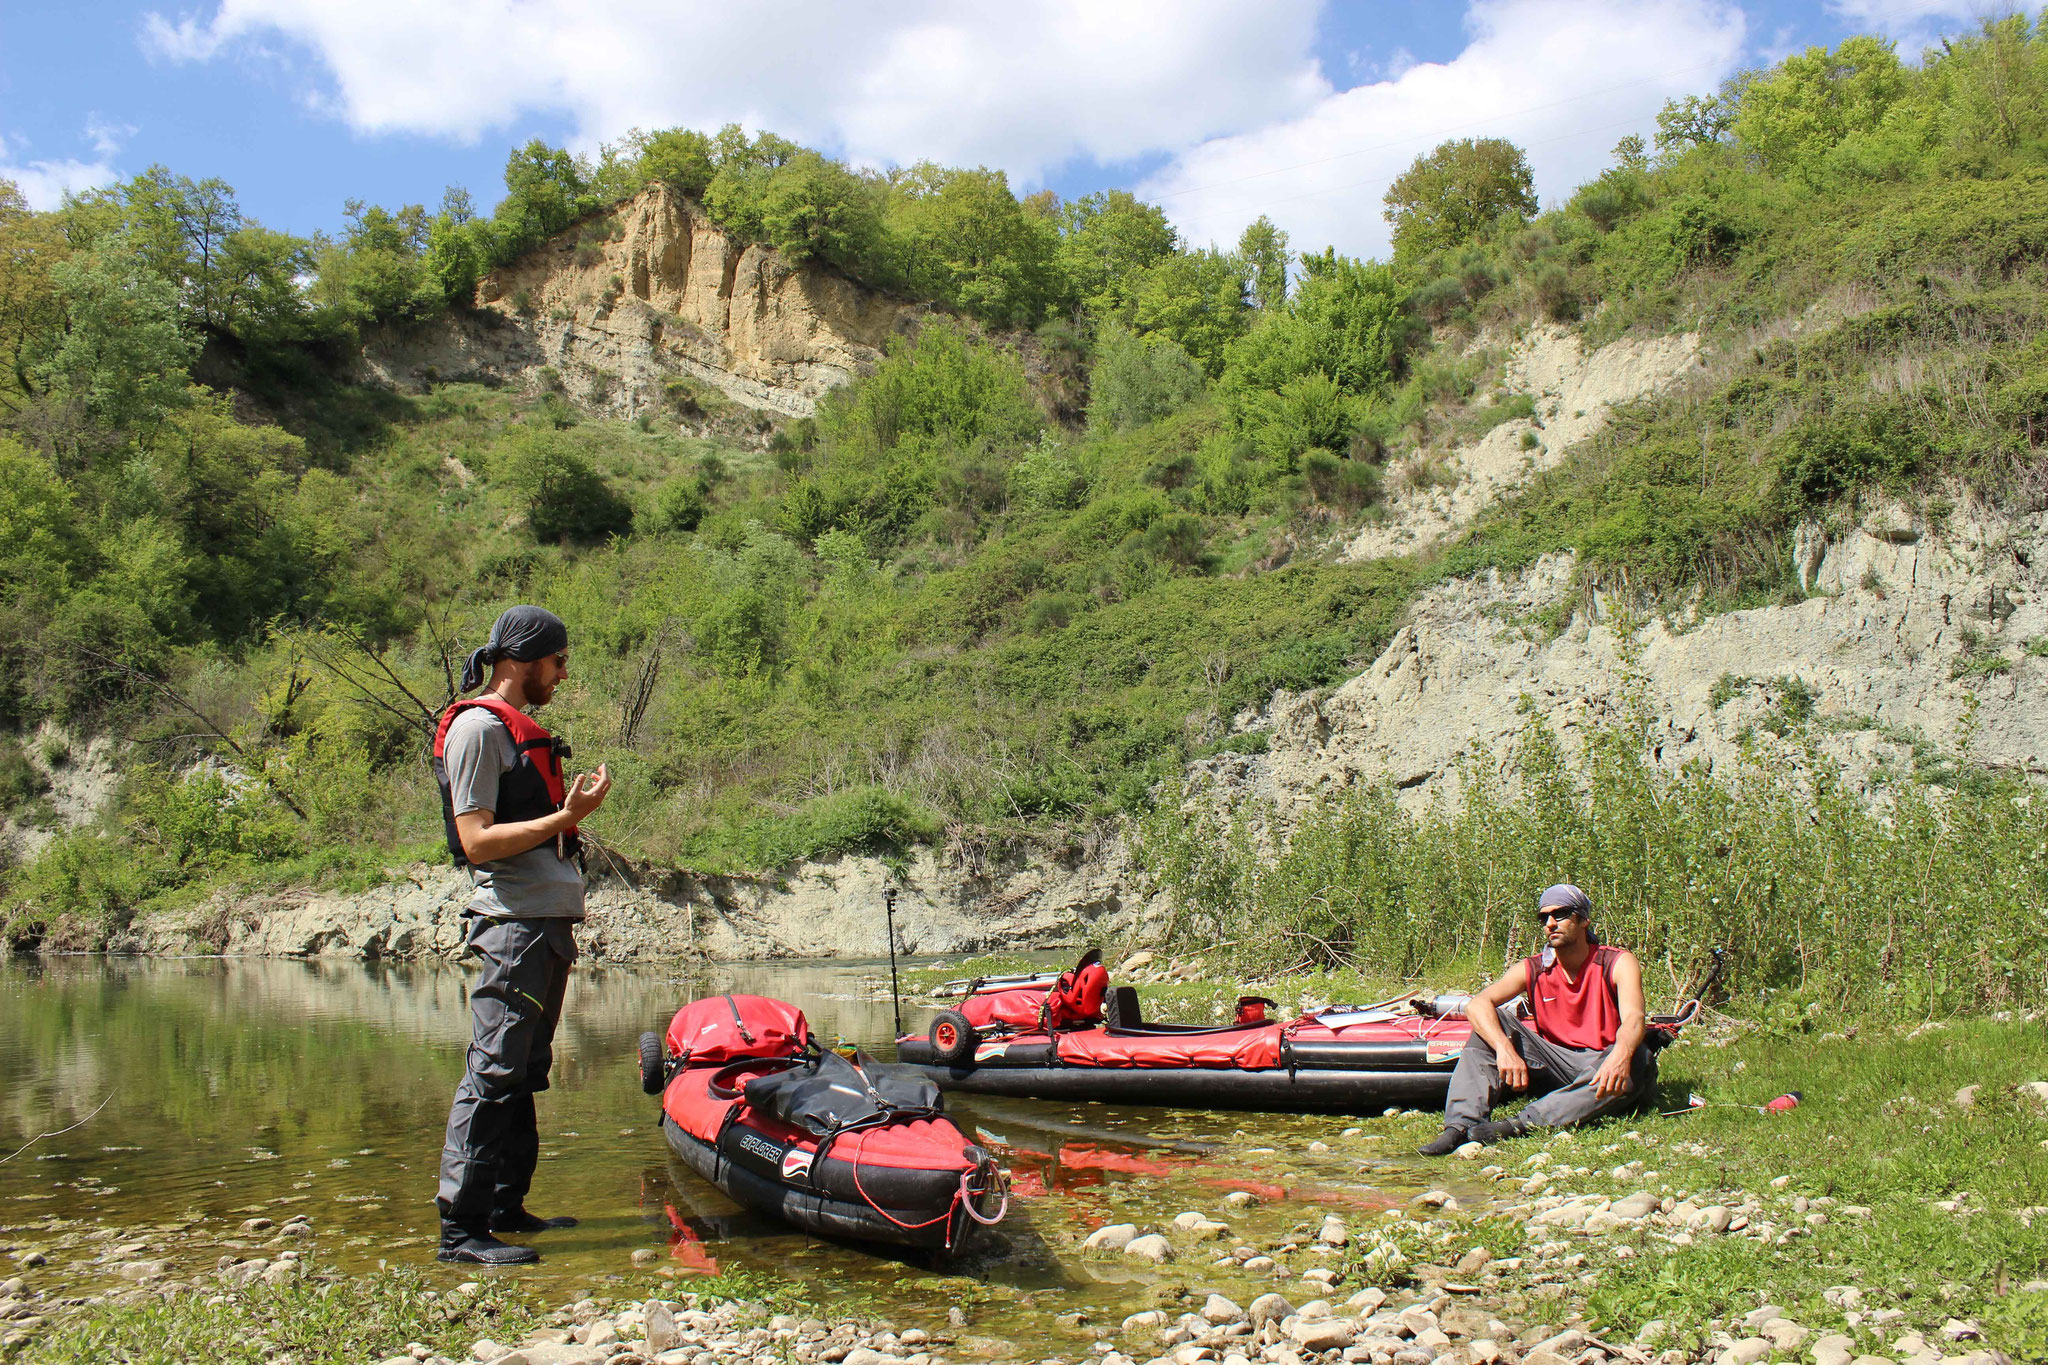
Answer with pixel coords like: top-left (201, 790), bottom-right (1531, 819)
top-left (564, 764), bottom-right (611, 821)
top-left (1591, 1050), bottom-right (1634, 1098)
top-left (1497, 1048), bottom-right (1530, 1092)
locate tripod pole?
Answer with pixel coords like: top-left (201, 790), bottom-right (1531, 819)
top-left (885, 887), bottom-right (903, 1038)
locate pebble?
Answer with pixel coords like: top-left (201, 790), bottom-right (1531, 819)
top-left (1200, 1295), bottom-right (1242, 1325)
top-left (1085, 1224), bottom-right (1139, 1252)
top-left (1124, 1235), bottom-right (1174, 1264)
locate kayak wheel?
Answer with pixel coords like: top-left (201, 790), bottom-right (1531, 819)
top-left (639, 1031), bottom-right (666, 1095)
top-left (929, 1009), bottom-right (979, 1066)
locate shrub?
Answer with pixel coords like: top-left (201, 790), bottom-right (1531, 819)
top-left (1304, 450), bottom-right (1381, 511)
top-left (497, 430), bottom-right (633, 543)
top-left (0, 737), bottom-right (49, 812)
top-left (1087, 324), bottom-right (1204, 432)
top-left (648, 478), bottom-right (707, 535)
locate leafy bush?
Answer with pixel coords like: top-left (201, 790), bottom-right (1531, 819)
top-left (1087, 324), bottom-right (1204, 431)
top-left (496, 430), bottom-right (634, 543)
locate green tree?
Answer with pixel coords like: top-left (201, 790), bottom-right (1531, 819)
top-left (1131, 247), bottom-right (1249, 377)
top-left (1654, 90), bottom-right (1737, 155)
top-left (0, 181), bottom-right (69, 407)
top-left (493, 140), bottom-right (594, 261)
top-left (1237, 215), bottom-right (1291, 311)
top-left (1087, 321), bottom-right (1204, 431)
top-left (497, 429), bottom-right (633, 544)
top-left (752, 152), bottom-right (885, 273)
top-left (1732, 36), bottom-right (1910, 177)
top-left (313, 201), bottom-right (444, 326)
top-left (1056, 190), bottom-right (1178, 317)
top-left (633, 127), bottom-right (717, 197)
top-left (1381, 137), bottom-right (1538, 259)
top-left (886, 165), bottom-right (1061, 327)
top-left (39, 242), bottom-right (197, 433)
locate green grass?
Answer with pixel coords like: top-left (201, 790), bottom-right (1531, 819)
top-left (21, 1264), bottom-right (822, 1365)
top-left (22, 1268), bottom-right (547, 1365)
top-left (1458, 1019), bottom-right (2048, 1359)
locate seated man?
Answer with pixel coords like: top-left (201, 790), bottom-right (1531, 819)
top-left (1419, 884), bottom-right (1655, 1155)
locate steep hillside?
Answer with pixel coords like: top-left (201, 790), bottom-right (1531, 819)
top-left (360, 185), bottom-right (919, 417)
top-left (3, 20), bottom-right (2047, 1004)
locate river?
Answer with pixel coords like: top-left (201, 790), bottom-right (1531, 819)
top-left (0, 955), bottom-right (1467, 1349)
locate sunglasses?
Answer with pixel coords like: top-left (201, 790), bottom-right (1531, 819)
top-left (1535, 907), bottom-right (1580, 924)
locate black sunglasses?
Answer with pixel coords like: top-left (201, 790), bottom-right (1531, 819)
top-left (1536, 907), bottom-right (1579, 923)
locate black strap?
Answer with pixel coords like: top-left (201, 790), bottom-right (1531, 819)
top-left (724, 995), bottom-right (755, 1045)
top-left (707, 1055), bottom-right (805, 1100)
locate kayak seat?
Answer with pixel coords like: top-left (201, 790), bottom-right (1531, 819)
top-left (1102, 987), bottom-right (1279, 1036)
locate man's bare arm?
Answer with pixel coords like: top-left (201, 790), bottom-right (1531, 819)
top-left (1466, 960), bottom-right (1532, 1091)
top-left (453, 766), bottom-right (612, 863)
top-left (1592, 949), bottom-right (1648, 1097)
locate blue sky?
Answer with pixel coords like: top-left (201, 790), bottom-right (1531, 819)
top-left (0, 1), bottom-right (2000, 258)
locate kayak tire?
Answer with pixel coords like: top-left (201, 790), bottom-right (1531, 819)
top-left (639, 1030), bottom-right (667, 1095)
top-left (928, 1010), bottom-right (978, 1066)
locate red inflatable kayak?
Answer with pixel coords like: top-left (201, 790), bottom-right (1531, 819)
top-left (899, 970), bottom-right (1704, 1113)
top-left (641, 994), bottom-right (1008, 1250)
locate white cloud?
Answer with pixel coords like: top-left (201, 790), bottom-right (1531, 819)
top-left (135, 0), bottom-right (1327, 183)
top-left (1825, 0), bottom-right (1988, 61)
top-left (1, 155), bottom-right (121, 210)
top-left (1137, 0), bottom-right (1747, 259)
top-left (84, 115), bottom-right (139, 158)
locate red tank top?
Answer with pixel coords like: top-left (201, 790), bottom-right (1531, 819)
top-left (1523, 945), bottom-right (1624, 1050)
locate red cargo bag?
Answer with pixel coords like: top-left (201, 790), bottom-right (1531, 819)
top-left (666, 994), bottom-right (811, 1066)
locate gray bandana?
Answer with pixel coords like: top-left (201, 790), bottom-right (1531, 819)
top-left (461, 606), bottom-right (569, 692)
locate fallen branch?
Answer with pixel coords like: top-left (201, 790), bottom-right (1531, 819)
top-left (0, 1092), bottom-right (115, 1166)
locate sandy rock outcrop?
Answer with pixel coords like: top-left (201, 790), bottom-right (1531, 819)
top-left (118, 836), bottom-right (1148, 964)
top-left (359, 185), bottom-right (917, 417)
top-left (1213, 498), bottom-right (2048, 814)
top-left (1341, 324), bottom-right (1705, 563)
top-left (0, 723), bottom-right (119, 862)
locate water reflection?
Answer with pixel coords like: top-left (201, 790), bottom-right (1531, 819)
top-left (0, 955), bottom-right (1444, 1342)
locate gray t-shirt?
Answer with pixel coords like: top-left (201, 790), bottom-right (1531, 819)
top-left (443, 707), bottom-right (586, 920)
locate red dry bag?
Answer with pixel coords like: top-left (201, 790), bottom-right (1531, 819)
top-left (665, 994), bottom-right (811, 1066)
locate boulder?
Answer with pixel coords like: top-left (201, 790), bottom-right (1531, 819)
top-left (1246, 1295), bottom-right (1294, 1329)
top-left (1202, 1295), bottom-right (1243, 1325)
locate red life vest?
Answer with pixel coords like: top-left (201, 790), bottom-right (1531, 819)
top-left (431, 695), bottom-right (578, 867)
top-left (1523, 944), bottom-right (1626, 1051)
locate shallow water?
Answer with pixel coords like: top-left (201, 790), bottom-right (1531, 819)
top-left (0, 955), bottom-right (1470, 1348)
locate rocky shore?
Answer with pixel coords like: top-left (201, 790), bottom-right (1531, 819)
top-left (106, 839), bottom-right (1152, 965)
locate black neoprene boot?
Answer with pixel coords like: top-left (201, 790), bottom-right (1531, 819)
top-left (1469, 1117), bottom-right (1530, 1144)
top-left (437, 1222), bottom-right (540, 1266)
top-left (490, 1208), bottom-right (579, 1234)
top-left (1417, 1125), bottom-right (1469, 1156)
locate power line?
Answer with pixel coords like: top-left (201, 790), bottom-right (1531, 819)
top-left (1138, 0), bottom-right (1981, 213)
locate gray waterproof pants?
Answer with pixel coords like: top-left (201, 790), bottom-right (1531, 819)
top-left (435, 916), bottom-right (577, 1230)
top-left (1442, 1004), bottom-right (1655, 1132)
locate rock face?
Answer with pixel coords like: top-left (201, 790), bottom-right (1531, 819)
top-left (1212, 498), bottom-right (2048, 813)
top-left (1341, 323), bottom-right (1705, 563)
top-left (114, 835), bottom-right (1148, 964)
top-left (359, 185), bottom-right (917, 418)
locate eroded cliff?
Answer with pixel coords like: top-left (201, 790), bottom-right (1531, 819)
top-left (360, 185), bottom-right (918, 417)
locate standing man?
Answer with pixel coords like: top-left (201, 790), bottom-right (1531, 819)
top-left (431, 605), bottom-right (612, 1265)
top-left (1419, 883), bottom-right (1654, 1155)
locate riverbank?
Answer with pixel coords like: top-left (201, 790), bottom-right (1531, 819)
top-left (86, 841), bottom-right (1147, 964)
top-left (5, 986), bottom-right (2039, 1363)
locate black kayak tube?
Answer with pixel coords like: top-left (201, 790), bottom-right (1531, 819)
top-left (662, 1116), bottom-right (970, 1250)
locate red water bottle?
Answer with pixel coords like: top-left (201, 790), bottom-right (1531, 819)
top-left (1764, 1092), bottom-right (1801, 1113)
